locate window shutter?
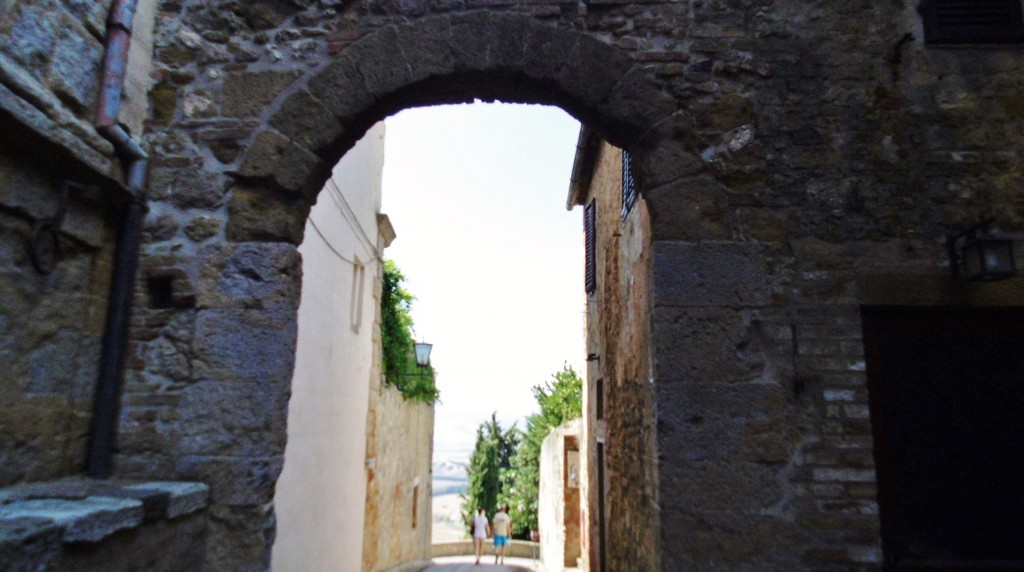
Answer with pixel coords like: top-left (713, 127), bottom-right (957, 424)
top-left (584, 200), bottom-right (596, 294)
top-left (621, 150), bottom-right (638, 220)
top-left (920, 0), bottom-right (1024, 44)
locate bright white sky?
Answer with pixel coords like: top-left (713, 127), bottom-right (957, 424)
top-left (380, 102), bottom-right (584, 461)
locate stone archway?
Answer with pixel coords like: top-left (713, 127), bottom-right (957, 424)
top-left (229, 12), bottom-right (685, 208)
top-left (128, 11), bottom-right (712, 570)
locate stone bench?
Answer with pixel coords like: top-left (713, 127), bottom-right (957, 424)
top-left (0, 478), bottom-right (209, 571)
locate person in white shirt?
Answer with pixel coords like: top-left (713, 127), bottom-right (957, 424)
top-left (471, 507), bottom-right (490, 565)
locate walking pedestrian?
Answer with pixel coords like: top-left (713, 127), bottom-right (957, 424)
top-left (492, 504), bottom-right (512, 565)
top-left (471, 507), bottom-right (490, 565)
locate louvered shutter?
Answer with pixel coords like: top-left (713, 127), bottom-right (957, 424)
top-left (585, 200), bottom-right (596, 294)
top-left (621, 150), bottom-right (638, 220)
top-left (920, 0), bottom-right (1024, 44)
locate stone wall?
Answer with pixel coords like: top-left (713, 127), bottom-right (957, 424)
top-left (0, 137), bottom-right (118, 486)
top-left (2, 0), bottom-right (1024, 569)
top-left (361, 383), bottom-right (434, 572)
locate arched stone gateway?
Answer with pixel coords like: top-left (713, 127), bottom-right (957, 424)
top-left (131, 10), bottom-right (716, 571)
top-left (2, 0), bottom-right (1015, 568)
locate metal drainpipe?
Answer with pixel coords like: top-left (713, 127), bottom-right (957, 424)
top-left (86, 0), bottom-right (148, 479)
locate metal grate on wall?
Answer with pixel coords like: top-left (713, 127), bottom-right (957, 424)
top-left (621, 150), bottom-right (638, 220)
top-left (920, 0), bottom-right (1024, 44)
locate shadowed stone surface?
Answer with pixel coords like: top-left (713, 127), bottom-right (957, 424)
top-left (652, 242), bottom-right (771, 307)
top-left (0, 497), bottom-right (143, 542)
top-left (4, 0), bottom-right (1024, 569)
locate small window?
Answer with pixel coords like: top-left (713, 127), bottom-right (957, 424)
top-left (621, 150), bottom-right (638, 220)
top-left (596, 378), bottom-right (604, 420)
top-left (920, 0), bottom-right (1024, 44)
top-left (350, 257), bottom-right (365, 332)
top-left (584, 200), bottom-right (596, 294)
top-left (412, 484), bottom-right (419, 528)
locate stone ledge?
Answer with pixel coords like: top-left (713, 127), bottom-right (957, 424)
top-left (0, 478), bottom-right (209, 546)
top-left (0, 497), bottom-right (142, 543)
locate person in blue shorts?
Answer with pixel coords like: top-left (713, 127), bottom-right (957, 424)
top-left (491, 503), bottom-right (512, 565)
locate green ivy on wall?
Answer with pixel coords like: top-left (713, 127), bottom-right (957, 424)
top-left (381, 259), bottom-right (439, 404)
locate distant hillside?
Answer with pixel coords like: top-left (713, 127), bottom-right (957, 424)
top-left (432, 456), bottom-right (468, 496)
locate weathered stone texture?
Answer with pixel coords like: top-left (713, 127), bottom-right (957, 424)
top-left (1, 0), bottom-right (1023, 568)
top-left (0, 478), bottom-right (209, 572)
top-left (578, 142), bottom-right (660, 572)
top-left (361, 384), bottom-right (434, 572)
top-left (0, 144), bottom-right (117, 487)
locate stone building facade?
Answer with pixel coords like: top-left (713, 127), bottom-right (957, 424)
top-left (568, 132), bottom-right (658, 572)
top-left (3, 0), bottom-right (1024, 570)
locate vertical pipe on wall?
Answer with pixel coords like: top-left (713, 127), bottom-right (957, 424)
top-left (86, 0), bottom-right (148, 479)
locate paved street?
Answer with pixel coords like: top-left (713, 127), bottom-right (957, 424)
top-left (423, 555), bottom-right (543, 571)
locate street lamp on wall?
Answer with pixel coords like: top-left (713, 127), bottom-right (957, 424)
top-left (413, 341), bottom-right (433, 367)
top-left (947, 219), bottom-right (1018, 281)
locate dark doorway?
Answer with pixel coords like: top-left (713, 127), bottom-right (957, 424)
top-left (597, 441), bottom-right (607, 572)
top-left (863, 307), bottom-right (1024, 571)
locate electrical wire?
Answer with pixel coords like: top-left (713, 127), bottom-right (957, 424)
top-left (307, 215), bottom-right (379, 267)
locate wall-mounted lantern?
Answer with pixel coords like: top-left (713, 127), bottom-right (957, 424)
top-left (947, 219), bottom-right (1018, 281)
top-left (413, 341), bottom-right (433, 367)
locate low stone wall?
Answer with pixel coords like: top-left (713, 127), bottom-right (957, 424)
top-left (0, 478), bottom-right (208, 571)
top-left (432, 540), bottom-right (540, 560)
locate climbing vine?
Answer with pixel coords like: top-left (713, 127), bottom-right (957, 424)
top-left (381, 259), bottom-right (439, 404)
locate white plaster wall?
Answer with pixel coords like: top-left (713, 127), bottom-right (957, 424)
top-left (539, 420), bottom-right (581, 572)
top-left (271, 123), bottom-right (387, 572)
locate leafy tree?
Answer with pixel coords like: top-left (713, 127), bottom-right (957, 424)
top-left (504, 364), bottom-right (583, 535)
top-left (461, 413), bottom-right (519, 530)
top-left (381, 259), bottom-right (439, 403)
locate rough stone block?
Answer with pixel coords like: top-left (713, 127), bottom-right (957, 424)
top-left (811, 468), bottom-right (875, 483)
top-left (0, 516), bottom-right (61, 571)
top-left (660, 460), bottom-right (784, 512)
top-left (449, 12), bottom-right (523, 73)
top-left (0, 497), bottom-right (143, 542)
top-left (221, 70), bottom-right (301, 118)
top-left (203, 504), bottom-right (274, 571)
top-left (651, 307), bottom-right (772, 382)
top-left (660, 509), bottom-right (807, 570)
top-left (124, 482), bottom-right (210, 519)
top-left (268, 89), bottom-right (345, 157)
top-left (645, 177), bottom-right (732, 241)
top-left (652, 241), bottom-right (770, 307)
top-left (234, 129), bottom-right (326, 195)
top-left (393, 15), bottom-right (457, 83)
top-left (226, 185), bottom-right (310, 244)
top-left (48, 23), bottom-right (102, 113)
top-left (351, 26), bottom-right (413, 100)
top-left (600, 65), bottom-right (679, 142)
top-left (192, 307), bottom-right (297, 384)
top-left (176, 456), bottom-right (283, 507)
top-left (3, 5), bottom-right (60, 81)
top-left (197, 242), bottom-right (301, 310)
top-left (307, 54), bottom-right (375, 125)
top-left (173, 380), bottom-right (288, 458)
top-left (147, 164), bottom-right (230, 210)
top-left (634, 113), bottom-right (706, 190)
